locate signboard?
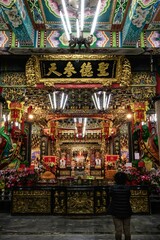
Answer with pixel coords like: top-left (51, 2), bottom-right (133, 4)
top-left (40, 59), bottom-right (117, 79)
top-left (26, 55), bottom-right (125, 87)
top-left (105, 155), bottom-right (119, 162)
top-left (43, 156), bottom-right (56, 164)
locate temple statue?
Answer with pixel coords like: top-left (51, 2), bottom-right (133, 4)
top-left (75, 151), bottom-right (85, 168)
top-left (133, 124), bottom-right (159, 166)
top-left (0, 126), bottom-right (13, 169)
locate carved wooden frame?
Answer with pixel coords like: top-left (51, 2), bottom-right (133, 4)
top-left (26, 54), bottom-right (130, 87)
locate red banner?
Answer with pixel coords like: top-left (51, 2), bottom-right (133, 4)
top-left (105, 155), bottom-right (119, 162)
top-left (43, 156), bottom-right (56, 163)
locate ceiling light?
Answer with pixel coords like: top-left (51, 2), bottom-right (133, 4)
top-left (74, 117), bottom-right (87, 138)
top-left (28, 114), bottom-right (34, 120)
top-left (92, 91), bottom-right (111, 111)
top-left (60, 0), bottom-right (101, 49)
top-left (48, 91), bottom-right (68, 111)
top-left (126, 113), bottom-right (132, 120)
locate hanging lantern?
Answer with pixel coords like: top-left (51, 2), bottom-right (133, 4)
top-left (48, 91), bottom-right (68, 112)
top-left (7, 101), bottom-right (24, 123)
top-left (131, 102), bottom-right (148, 124)
top-left (92, 91), bottom-right (111, 111)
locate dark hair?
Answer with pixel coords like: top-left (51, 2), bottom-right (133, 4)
top-left (114, 172), bottom-right (127, 185)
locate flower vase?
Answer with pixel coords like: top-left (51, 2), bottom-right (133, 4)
top-left (145, 161), bottom-right (152, 171)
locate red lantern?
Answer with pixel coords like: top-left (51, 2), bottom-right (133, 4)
top-left (7, 101), bottom-right (24, 123)
top-left (131, 102), bottom-right (148, 123)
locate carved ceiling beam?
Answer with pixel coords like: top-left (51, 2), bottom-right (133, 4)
top-left (122, 1), bottom-right (156, 47)
top-left (1, 0), bottom-right (34, 46)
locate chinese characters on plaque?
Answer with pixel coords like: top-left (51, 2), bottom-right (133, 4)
top-left (40, 60), bottom-right (117, 79)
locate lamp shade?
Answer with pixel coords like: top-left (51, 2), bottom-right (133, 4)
top-left (48, 91), bottom-right (68, 111)
top-left (92, 91), bottom-right (111, 111)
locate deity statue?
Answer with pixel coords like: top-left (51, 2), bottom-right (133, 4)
top-left (60, 153), bottom-right (66, 168)
top-left (75, 151), bottom-right (85, 168)
top-left (95, 151), bottom-right (102, 168)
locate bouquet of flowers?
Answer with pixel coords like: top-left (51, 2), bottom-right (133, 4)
top-left (123, 167), bottom-right (142, 186)
top-left (149, 169), bottom-right (160, 194)
top-left (118, 166), bottom-right (160, 195)
top-left (0, 167), bottom-right (39, 189)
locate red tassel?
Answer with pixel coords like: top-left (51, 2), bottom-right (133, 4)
top-left (21, 118), bottom-right (24, 134)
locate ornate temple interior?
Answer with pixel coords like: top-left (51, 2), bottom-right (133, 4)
top-left (0, 0), bottom-right (160, 216)
top-left (0, 54), bottom-right (159, 180)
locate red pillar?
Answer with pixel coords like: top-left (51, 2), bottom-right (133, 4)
top-left (156, 72), bottom-right (160, 95)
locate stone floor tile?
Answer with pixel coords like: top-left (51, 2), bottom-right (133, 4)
top-left (0, 213), bottom-right (160, 240)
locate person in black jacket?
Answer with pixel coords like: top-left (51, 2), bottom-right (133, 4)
top-left (108, 172), bottom-right (132, 240)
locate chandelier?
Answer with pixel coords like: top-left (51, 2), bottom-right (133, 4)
top-left (92, 91), bottom-right (111, 111)
top-left (48, 91), bottom-right (68, 111)
top-left (74, 117), bottom-right (87, 138)
top-left (60, 0), bottom-right (101, 49)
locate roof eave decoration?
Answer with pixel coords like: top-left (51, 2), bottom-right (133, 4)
top-left (1, 0), bottom-right (35, 46)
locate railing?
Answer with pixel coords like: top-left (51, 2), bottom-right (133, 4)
top-left (11, 185), bottom-right (150, 215)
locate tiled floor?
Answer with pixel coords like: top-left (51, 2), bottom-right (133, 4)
top-left (0, 213), bottom-right (160, 240)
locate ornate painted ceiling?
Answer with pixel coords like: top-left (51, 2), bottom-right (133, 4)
top-left (0, 0), bottom-right (160, 55)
